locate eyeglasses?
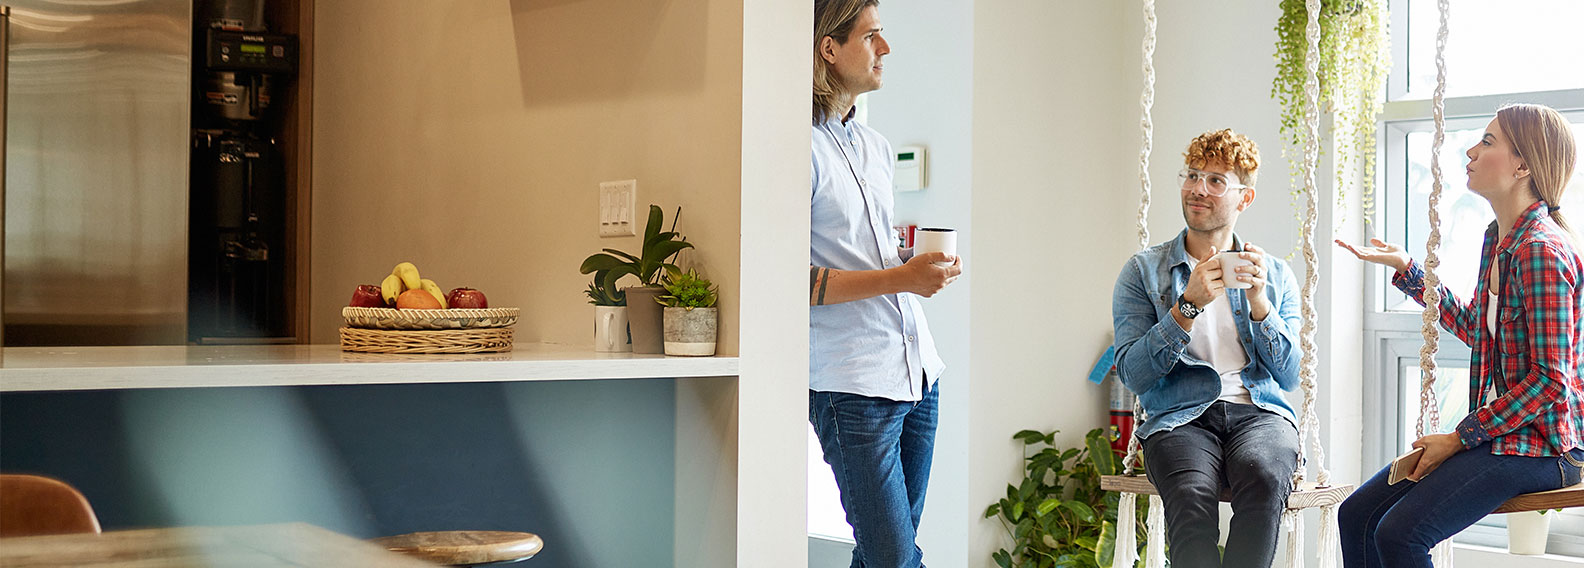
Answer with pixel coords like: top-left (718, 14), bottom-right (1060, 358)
top-left (1178, 168), bottom-right (1249, 197)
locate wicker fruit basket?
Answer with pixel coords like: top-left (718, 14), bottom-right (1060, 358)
top-left (340, 326), bottom-right (514, 354)
top-left (340, 307), bottom-right (519, 354)
top-left (342, 307), bottom-right (518, 330)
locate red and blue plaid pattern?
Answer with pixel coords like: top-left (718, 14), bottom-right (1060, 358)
top-left (1393, 201), bottom-right (1584, 457)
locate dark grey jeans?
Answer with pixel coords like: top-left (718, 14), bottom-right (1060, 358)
top-left (1142, 400), bottom-right (1300, 568)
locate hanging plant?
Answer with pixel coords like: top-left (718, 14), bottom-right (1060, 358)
top-left (1271, 0), bottom-right (1390, 233)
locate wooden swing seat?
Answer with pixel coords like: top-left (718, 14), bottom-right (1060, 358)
top-left (1492, 482), bottom-right (1584, 514)
top-left (1100, 475), bottom-right (1354, 510)
top-left (1102, 475), bottom-right (1584, 514)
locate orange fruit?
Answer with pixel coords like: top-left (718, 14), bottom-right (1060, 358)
top-left (396, 288), bottom-right (442, 309)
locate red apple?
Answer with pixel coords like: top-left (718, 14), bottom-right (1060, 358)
top-left (349, 284), bottom-right (385, 308)
top-left (446, 287), bottom-right (488, 309)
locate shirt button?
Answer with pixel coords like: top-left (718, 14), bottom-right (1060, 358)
top-left (906, 335), bottom-right (915, 342)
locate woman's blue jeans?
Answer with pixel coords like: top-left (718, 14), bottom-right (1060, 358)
top-left (1340, 444), bottom-right (1584, 568)
top-left (810, 381), bottom-right (939, 568)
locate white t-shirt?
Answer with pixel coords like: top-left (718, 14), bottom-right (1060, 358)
top-left (1185, 291), bottom-right (1253, 404)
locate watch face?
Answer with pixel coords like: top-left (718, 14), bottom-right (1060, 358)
top-left (1178, 297), bottom-right (1201, 319)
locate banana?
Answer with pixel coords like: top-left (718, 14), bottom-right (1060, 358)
top-left (380, 273), bottom-right (404, 306)
top-left (392, 262), bottom-right (422, 290)
top-left (420, 278), bottom-right (448, 309)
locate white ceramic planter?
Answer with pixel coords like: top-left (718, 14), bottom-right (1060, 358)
top-left (593, 306), bottom-right (631, 353)
top-left (1508, 510), bottom-right (1551, 555)
top-left (663, 306), bottom-right (717, 356)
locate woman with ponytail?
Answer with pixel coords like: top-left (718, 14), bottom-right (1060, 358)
top-left (1335, 103), bottom-right (1584, 567)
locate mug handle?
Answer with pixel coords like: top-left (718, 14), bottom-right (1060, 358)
top-left (602, 312), bottom-right (616, 350)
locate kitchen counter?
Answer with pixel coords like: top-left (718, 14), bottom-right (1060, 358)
top-left (0, 344), bottom-right (739, 392)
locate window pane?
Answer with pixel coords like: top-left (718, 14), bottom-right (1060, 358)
top-left (1402, 0), bottom-right (1584, 100)
top-left (1388, 117), bottom-right (1584, 312)
top-left (1400, 364), bottom-right (1469, 454)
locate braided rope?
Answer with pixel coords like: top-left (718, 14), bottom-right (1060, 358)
top-left (1423, 2), bottom-right (1454, 565)
top-left (1292, 0), bottom-right (1332, 490)
top-left (1417, 0), bottom-right (1450, 442)
top-left (1135, 0), bottom-right (1157, 252)
top-left (1122, 0), bottom-right (1158, 479)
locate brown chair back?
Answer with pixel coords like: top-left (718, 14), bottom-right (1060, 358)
top-left (0, 474), bottom-right (103, 537)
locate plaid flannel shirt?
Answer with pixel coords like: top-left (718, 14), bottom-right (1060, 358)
top-left (1393, 201), bottom-right (1584, 457)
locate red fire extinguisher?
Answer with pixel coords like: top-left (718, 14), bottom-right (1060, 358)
top-left (1090, 345), bottom-right (1135, 455)
top-left (1108, 369), bottom-right (1136, 455)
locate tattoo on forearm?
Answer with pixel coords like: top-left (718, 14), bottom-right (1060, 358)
top-left (810, 267), bottom-right (832, 305)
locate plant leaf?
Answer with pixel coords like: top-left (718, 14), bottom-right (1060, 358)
top-left (1035, 498), bottom-right (1060, 517)
top-left (580, 253), bottom-right (626, 274)
top-left (601, 248), bottom-right (641, 264)
top-left (1096, 520), bottom-right (1116, 567)
top-left (1011, 502), bottom-right (1024, 521)
top-left (1061, 500), bottom-right (1097, 523)
top-left (642, 204), bottom-right (663, 248)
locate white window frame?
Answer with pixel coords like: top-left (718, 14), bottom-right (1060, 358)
top-left (1367, 0), bottom-right (1584, 554)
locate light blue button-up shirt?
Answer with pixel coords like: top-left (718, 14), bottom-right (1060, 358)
top-left (810, 111), bottom-right (945, 401)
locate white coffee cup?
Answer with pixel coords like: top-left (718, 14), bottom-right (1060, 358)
top-left (594, 306), bottom-right (632, 352)
top-left (1217, 250), bottom-right (1254, 290)
top-left (915, 228), bottom-right (958, 267)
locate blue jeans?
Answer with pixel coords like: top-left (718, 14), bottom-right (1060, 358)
top-left (1340, 445), bottom-right (1584, 568)
top-left (810, 381), bottom-right (939, 568)
top-left (1141, 400), bottom-right (1300, 568)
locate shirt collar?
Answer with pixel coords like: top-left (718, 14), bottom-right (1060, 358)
top-left (1490, 200), bottom-right (1556, 255)
top-left (1169, 228), bottom-right (1245, 268)
top-left (816, 106), bottom-right (857, 129)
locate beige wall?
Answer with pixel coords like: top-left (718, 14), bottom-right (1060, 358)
top-left (311, 0), bottom-right (743, 353)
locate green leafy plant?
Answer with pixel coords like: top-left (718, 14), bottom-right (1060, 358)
top-left (1271, 0), bottom-right (1390, 232)
top-left (579, 205), bottom-right (694, 300)
top-left (657, 268), bottom-right (718, 309)
top-left (584, 277), bottom-right (625, 306)
top-left (984, 428), bottom-right (1150, 568)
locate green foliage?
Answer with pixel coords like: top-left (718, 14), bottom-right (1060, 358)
top-left (584, 279), bottom-right (625, 306)
top-left (984, 428), bottom-right (1150, 568)
top-left (1271, 0), bottom-right (1390, 232)
top-left (657, 268), bottom-right (718, 309)
top-left (580, 205), bottom-right (695, 303)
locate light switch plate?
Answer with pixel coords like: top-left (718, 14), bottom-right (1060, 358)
top-left (599, 179), bottom-right (637, 237)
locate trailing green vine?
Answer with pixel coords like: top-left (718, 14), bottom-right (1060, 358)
top-left (1272, 0), bottom-right (1390, 235)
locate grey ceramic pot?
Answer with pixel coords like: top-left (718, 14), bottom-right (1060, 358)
top-left (622, 286), bottom-right (666, 354)
top-left (663, 306), bottom-right (718, 356)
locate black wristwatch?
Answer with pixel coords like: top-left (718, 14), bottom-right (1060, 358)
top-left (1176, 293), bottom-right (1203, 319)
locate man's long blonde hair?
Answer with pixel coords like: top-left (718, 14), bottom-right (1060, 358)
top-left (813, 0), bottom-right (879, 123)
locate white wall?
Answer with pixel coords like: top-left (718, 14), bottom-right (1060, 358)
top-left (968, 1), bottom-right (1138, 564)
top-left (865, 1), bottom-right (975, 565)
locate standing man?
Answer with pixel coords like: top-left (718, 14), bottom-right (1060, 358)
top-left (807, 1), bottom-right (961, 566)
top-left (1111, 129), bottom-right (1302, 568)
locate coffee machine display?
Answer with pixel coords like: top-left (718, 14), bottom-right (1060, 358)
top-left (188, 0), bottom-right (298, 343)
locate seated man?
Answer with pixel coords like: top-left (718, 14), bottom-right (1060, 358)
top-left (1111, 128), bottom-right (1302, 568)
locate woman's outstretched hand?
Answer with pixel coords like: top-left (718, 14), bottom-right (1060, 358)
top-left (1335, 238), bottom-right (1412, 273)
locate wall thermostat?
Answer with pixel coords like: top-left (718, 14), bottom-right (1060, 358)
top-left (894, 145), bottom-right (926, 192)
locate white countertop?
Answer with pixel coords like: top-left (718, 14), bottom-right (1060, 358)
top-left (0, 344), bottom-right (739, 392)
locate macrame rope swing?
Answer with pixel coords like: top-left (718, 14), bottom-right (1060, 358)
top-left (1105, 1), bottom-right (1351, 566)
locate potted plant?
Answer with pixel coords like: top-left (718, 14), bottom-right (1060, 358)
top-left (584, 275), bottom-right (630, 353)
top-left (1271, 0), bottom-right (1389, 232)
top-left (656, 268), bottom-right (718, 357)
top-left (984, 428), bottom-right (1151, 568)
top-left (1508, 509), bottom-right (1558, 555)
top-left (579, 205), bottom-right (693, 354)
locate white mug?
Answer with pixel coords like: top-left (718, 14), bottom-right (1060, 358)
top-left (1217, 250), bottom-right (1254, 290)
top-left (594, 306), bottom-right (632, 352)
top-left (915, 228), bottom-right (957, 267)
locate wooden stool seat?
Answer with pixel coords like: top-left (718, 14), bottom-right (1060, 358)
top-left (372, 530), bottom-right (543, 566)
top-left (1100, 475), bottom-right (1355, 509)
top-left (1493, 482), bottom-right (1584, 514)
top-left (0, 474), bottom-right (102, 537)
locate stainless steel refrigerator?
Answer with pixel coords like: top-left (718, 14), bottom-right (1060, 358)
top-left (2, 1), bottom-right (191, 346)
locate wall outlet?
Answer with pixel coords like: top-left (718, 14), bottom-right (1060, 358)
top-left (599, 179), bottom-right (637, 237)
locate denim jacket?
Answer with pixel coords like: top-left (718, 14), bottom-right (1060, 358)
top-left (1111, 229), bottom-right (1302, 439)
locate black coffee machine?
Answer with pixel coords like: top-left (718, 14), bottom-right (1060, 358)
top-left (189, 0), bottom-right (298, 343)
